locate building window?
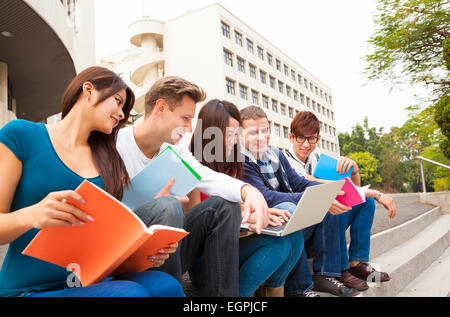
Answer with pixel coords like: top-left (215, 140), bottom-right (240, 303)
top-left (267, 53), bottom-right (273, 65)
top-left (320, 89), bottom-right (323, 98)
top-left (286, 85), bottom-right (291, 97)
top-left (272, 99), bottom-right (278, 112)
top-left (315, 86), bottom-right (319, 95)
top-left (249, 64), bottom-right (256, 79)
top-left (293, 89), bottom-right (298, 101)
top-left (300, 93), bottom-right (305, 105)
top-left (297, 73), bottom-right (302, 85)
top-left (251, 90), bottom-right (259, 105)
top-left (288, 107), bottom-right (294, 119)
top-left (283, 126), bottom-right (289, 139)
top-left (259, 69), bottom-right (267, 84)
top-left (224, 49), bottom-right (233, 66)
top-left (239, 84), bottom-right (248, 100)
top-left (304, 78), bottom-right (308, 88)
top-left (235, 31), bottom-right (243, 46)
top-left (284, 64), bottom-right (289, 76)
top-left (276, 59), bottom-right (281, 71)
top-left (291, 70), bottom-right (296, 81)
top-left (312, 100), bottom-right (316, 111)
top-left (310, 82), bottom-right (314, 92)
top-left (237, 56), bottom-right (245, 73)
top-left (257, 46), bottom-right (264, 60)
top-left (226, 78), bottom-right (235, 95)
top-left (278, 81), bottom-right (284, 93)
top-left (274, 124), bottom-right (281, 137)
top-left (262, 95), bottom-right (269, 109)
top-left (331, 111), bottom-right (334, 120)
top-left (221, 21), bottom-right (230, 38)
top-left (317, 104), bottom-right (321, 113)
top-left (306, 97), bottom-right (310, 107)
top-left (269, 76), bottom-right (275, 89)
top-left (321, 139), bottom-right (325, 148)
top-left (247, 38), bottom-right (254, 53)
top-left (280, 103), bottom-right (286, 116)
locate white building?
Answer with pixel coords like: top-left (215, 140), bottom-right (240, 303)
top-left (0, 0), bottom-right (96, 127)
top-left (100, 3), bottom-right (340, 156)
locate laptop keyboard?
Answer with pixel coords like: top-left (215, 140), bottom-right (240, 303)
top-left (264, 221), bottom-right (288, 233)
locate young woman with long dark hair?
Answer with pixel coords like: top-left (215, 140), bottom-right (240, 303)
top-left (188, 99), bottom-right (304, 297)
top-left (0, 66), bottom-right (184, 297)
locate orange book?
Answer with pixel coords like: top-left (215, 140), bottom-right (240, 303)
top-left (22, 180), bottom-right (189, 286)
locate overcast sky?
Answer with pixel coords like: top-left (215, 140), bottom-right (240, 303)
top-left (94, 0), bottom-right (429, 134)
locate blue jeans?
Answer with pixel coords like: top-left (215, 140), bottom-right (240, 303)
top-left (21, 271), bottom-right (185, 297)
top-left (339, 198), bottom-right (375, 271)
top-left (136, 195), bottom-right (242, 297)
top-left (279, 202), bottom-right (341, 295)
top-left (238, 228), bottom-right (304, 297)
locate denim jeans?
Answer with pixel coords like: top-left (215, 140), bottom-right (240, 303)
top-left (20, 271), bottom-right (185, 297)
top-left (338, 198), bottom-right (376, 271)
top-left (279, 202), bottom-right (342, 295)
top-left (238, 228), bottom-right (304, 297)
top-left (181, 196), bottom-right (241, 297)
top-left (134, 196), bottom-right (185, 281)
top-left (136, 195), bottom-right (241, 297)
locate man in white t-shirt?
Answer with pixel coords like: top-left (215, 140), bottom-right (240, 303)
top-left (285, 111), bottom-right (397, 291)
top-left (116, 76), bottom-right (269, 297)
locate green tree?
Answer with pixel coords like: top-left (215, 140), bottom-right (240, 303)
top-left (364, 0), bottom-right (450, 156)
top-left (347, 152), bottom-right (382, 186)
top-left (434, 94), bottom-right (450, 158)
top-left (338, 117), bottom-right (384, 161)
top-left (364, 0), bottom-right (450, 97)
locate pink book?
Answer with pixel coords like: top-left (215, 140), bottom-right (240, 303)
top-left (336, 177), bottom-right (370, 208)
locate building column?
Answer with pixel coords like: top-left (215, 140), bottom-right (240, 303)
top-left (0, 61), bottom-right (8, 128)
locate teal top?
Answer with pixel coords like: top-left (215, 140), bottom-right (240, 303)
top-left (0, 119), bottom-right (103, 297)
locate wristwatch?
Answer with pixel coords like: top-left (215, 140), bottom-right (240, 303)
top-left (374, 191), bottom-right (382, 202)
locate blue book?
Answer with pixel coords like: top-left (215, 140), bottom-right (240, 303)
top-left (312, 153), bottom-right (353, 181)
top-left (122, 145), bottom-right (202, 210)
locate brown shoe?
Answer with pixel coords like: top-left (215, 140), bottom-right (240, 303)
top-left (339, 270), bottom-right (369, 291)
top-left (312, 276), bottom-right (360, 297)
top-left (348, 262), bottom-right (390, 283)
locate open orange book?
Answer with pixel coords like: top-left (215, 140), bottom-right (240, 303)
top-left (22, 180), bottom-right (189, 287)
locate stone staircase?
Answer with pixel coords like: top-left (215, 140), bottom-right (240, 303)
top-left (1, 193), bottom-right (449, 297)
top-left (317, 193), bottom-right (450, 297)
top-left (361, 203), bottom-right (450, 297)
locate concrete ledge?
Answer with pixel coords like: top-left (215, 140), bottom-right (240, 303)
top-left (397, 247), bottom-right (450, 297)
top-left (362, 215), bottom-right (450, 297)
top-left (419, 192), bottom-right (450, 215)
top-left (369, 207), bottom-right (441, 259)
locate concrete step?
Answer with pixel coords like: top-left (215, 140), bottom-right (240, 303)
top-left (397, 247), bottom-right (450, 297)
top-left (361, 215), bottom-right (450, 297)
top-left (369, 206), bottom-right (441, 259)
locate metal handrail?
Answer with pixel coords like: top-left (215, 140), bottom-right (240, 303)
top-left (417, 156), bottom-right (450, 193)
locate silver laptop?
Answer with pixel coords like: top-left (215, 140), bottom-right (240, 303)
top-left (241, 180), bottom-right (345, 237)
